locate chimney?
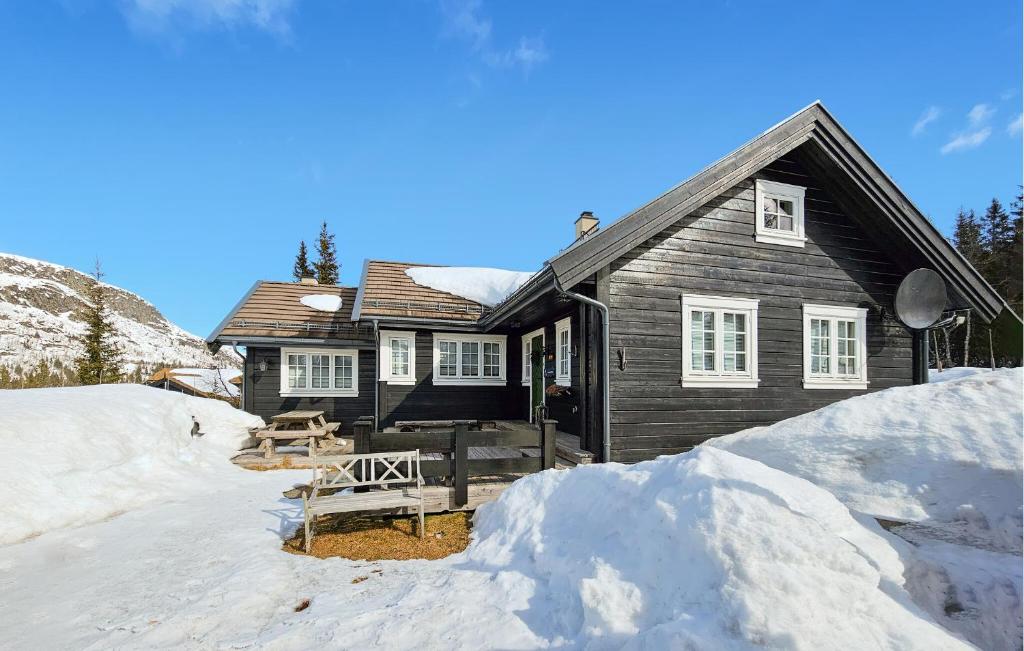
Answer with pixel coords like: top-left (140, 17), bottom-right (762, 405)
top-left (575, 211), bottom-right (599, 240)
top-left (299, 273), bottom-right (318, 286)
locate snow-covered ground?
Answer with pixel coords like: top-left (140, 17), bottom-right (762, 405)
top-left (0, 372), bottom-right (1019, 649)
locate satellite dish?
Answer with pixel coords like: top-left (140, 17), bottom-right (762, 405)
top-left (895, 268), bottom-right (947, 329)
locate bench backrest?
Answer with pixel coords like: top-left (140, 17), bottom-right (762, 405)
top-left (313, 450), bottom-right (422, 490)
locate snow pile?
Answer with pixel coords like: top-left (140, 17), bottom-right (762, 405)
top-left (929, 366), bottom-right (992, 384)
top-left (707, 369), bottom-right (1023, 650)
top-left (462, 448), bottom-right (965, 648)
top-left (405, 266), bottom-right (534, 307)
top-left (167, 367), bottom-right (242, 398)
top-left (299, 294), bottom-right (343, 312)
top-left (0, 384), bottom-right (261, 544)
top-left (706, 369), bottom-right (1023, 549)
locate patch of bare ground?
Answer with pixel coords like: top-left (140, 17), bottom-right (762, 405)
top-left (284, 512), bottom-right (472, 561)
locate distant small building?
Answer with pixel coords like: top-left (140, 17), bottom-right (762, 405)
top-left (146, 367), bottom-right (242, 404)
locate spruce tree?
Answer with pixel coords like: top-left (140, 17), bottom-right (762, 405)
top-left (952, 208), bottom-right (984, 265)
top-left (313, 221), bottom-right (339, 285)
top-left (74, 260), bottom-right (123, 385)
top-left (292, 240), bottom-right (313, 281)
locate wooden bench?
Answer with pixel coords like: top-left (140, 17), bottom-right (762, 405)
top-left (393, 419), bottom-right (497, 432)
top-left (303, 449), bottom-right (424, 552)
top-left (252, 421), bottom-right (341, 458)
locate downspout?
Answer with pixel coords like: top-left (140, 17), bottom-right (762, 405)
top-left (553, 276), bottom-right (611, 464)
top-left (372, 320), bottom-right (380, 428)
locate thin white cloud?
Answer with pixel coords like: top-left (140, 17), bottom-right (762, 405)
top-left (121, 0), bottom-right (297, 39)
top-left (940, 127), bottom-right (992, 154)
top-left (1008, 114), bottom-right (1023, 137)
top-left (911, 106), bottom-right (941, 136)
top-left (967, 103), bottom-right (995, 126)
top-left (440, 0), bottom-right (548, 73)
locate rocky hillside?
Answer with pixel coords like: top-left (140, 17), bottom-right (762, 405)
top-left (0, 253), bottom-right (239, 378)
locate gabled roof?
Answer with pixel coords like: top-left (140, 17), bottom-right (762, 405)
top-left (352, 259), bottom-right (488, 323)
top-left (206, 281), bottom-right (362, 343)
top-left (547, 101), bottom-right (1008, 323)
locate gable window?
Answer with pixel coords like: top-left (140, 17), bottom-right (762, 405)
top-left (280, 348), bottom-right (359, 397)
top-left (555, 317), bottom-right (571, 386)
top-left (379, 330), bottom-right (416, 385)
top-left (431, 334), bottom-right (506, 385)
top-left (681, 295), bottom-right (759, 388)
top-left (802, 305), bottom-right (868, 389)
top-left (754, 179), bottom-right (806, 247)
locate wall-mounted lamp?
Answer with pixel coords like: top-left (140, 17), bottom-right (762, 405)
top-left (258, 359), bottom-right (268, 372)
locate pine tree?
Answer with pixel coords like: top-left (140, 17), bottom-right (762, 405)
top-left (292, 240), bottom-right (313, 281)
top-left (313, 221), bottom-right (339, 285)
top-left (981, 198), bottom-right (1013, 295)
top-left (74, 260), bottom-right (123, 385)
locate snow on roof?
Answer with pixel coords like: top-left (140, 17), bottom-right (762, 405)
top-left (299, 294), bottom-right (343, 312)
top-left (405, 266), bottom-right (535, 307)
top-left (168, 368), bottom-right (242, 398)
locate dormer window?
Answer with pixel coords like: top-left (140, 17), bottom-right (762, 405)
top-left (755, 179), bottom-right (806, 247)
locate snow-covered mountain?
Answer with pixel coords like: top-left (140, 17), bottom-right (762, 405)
top-left (0, 253), bottom-right (239, 376)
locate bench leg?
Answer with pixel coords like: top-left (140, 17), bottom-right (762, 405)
top-left (303, 493), bottom-right (312, 553)
top-left (418, 494), bottom-right (425, 539)
top-left (264, 438), bottom-right (276, 460)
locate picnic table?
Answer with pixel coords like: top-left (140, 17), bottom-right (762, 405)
top-left (252, 410), bottom-right (342, 459)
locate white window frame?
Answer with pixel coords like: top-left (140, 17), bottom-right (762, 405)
top-left (554, 317), bottom-right (571, 387)
top-left (520, 327), bottom-right (545, 387)
top-left (379, 330), bottom-right (416, 385)
top-left (802, 304), bottom-right (869, 389)
top-left (431, 333), bottom-right (507, 386)
top-left (681, 295), bottom-right (759, 388)
top-left (279, 347), bottom-right (359, 397)
top-left (755, 179), bottom-right (806, 247)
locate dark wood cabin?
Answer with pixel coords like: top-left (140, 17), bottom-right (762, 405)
top-left (208, 102), bottom-right (1010, 463)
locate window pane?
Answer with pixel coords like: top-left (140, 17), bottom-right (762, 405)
top-left (723, 312), bottom-right (747, 373)
top-left (558, 328), bottom-right (570, 376)
top-left (810, 318), bottom-right (831, 375)
top-left (483, 342), bottom-right (501, 377)
top-left (691, 310), bottom-right (716, 371)
top-left (764, 197), bottom-right (778, 213)
top-left (334, 355), bottom-right (353, 389)
top-left (778, 215), bottom-right (793, 231)
top-left (287, 354), bottom-right (306, 388)
top-left (311, 354), bottom-right (330, 389)
top-left (391, 338), bottom-right (409, 377)
top-left (837, 320), bottom-right (857, 377)
top-left (461, 341), bottom-right (479, 376)
top-left (778, 199), bottom-right (794, 216)
top-left (439, 341), bottom-right (458, 377)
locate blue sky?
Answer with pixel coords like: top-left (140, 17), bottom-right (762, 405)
top-left (1, 1), bottom-right (1021, 336)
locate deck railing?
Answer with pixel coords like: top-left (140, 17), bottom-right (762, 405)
top-left (351, 417), bottom-right (557, 506)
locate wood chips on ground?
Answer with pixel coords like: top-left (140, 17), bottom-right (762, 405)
top-left (284, 512), bottom-right (473, 561)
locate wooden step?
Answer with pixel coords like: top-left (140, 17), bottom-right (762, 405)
top-left (555, 432), bottom-right (594, 465)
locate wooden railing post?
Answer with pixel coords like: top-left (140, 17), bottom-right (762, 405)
top-left (353, 416), bottom-right (374, 492)
top-left (541, 418), bottom-right (557, 470)
top-left (453, 420), bottom-right (470, 507)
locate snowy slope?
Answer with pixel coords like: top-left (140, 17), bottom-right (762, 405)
top-left (0, 253), bottom-right (239, 374)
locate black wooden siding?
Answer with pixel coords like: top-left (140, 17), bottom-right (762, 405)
top-left (244, 347), bottom-right (377, 432)
top-left (606, 155), bottom-right (914, 462)
top-left (378, 331), bottom-right (519, 427)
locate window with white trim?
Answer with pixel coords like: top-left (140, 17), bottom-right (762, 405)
top-left (802, 304), bottom-right (868, 389)
top-left (681, 295), bottom-right (759, 388)
top-left (431, 333), bottom-right (506, 385)
top-left (755, 179), bottom-right (806, 247)
top-left (520, 328), bottom-right (543, 386)
top-left (379, 330), bottom-right (416, 385)
top-left (554, 317), bottom-right (571, 386)
top-left (280, 348), bottom-right (359, 397)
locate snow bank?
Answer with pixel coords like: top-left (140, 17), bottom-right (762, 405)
top-left (929, 366), bottom-right (992, 383)
top-left (405, 266), bottom-right (534, 307)
top-left (299, 294), bottom-right (343, 312)
top-left (707, 369), bottom-right (1023, 550)
top-left (463, 448), bottom-right (966, 649)
top-left (0, 384), bottom-right (261, 544)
